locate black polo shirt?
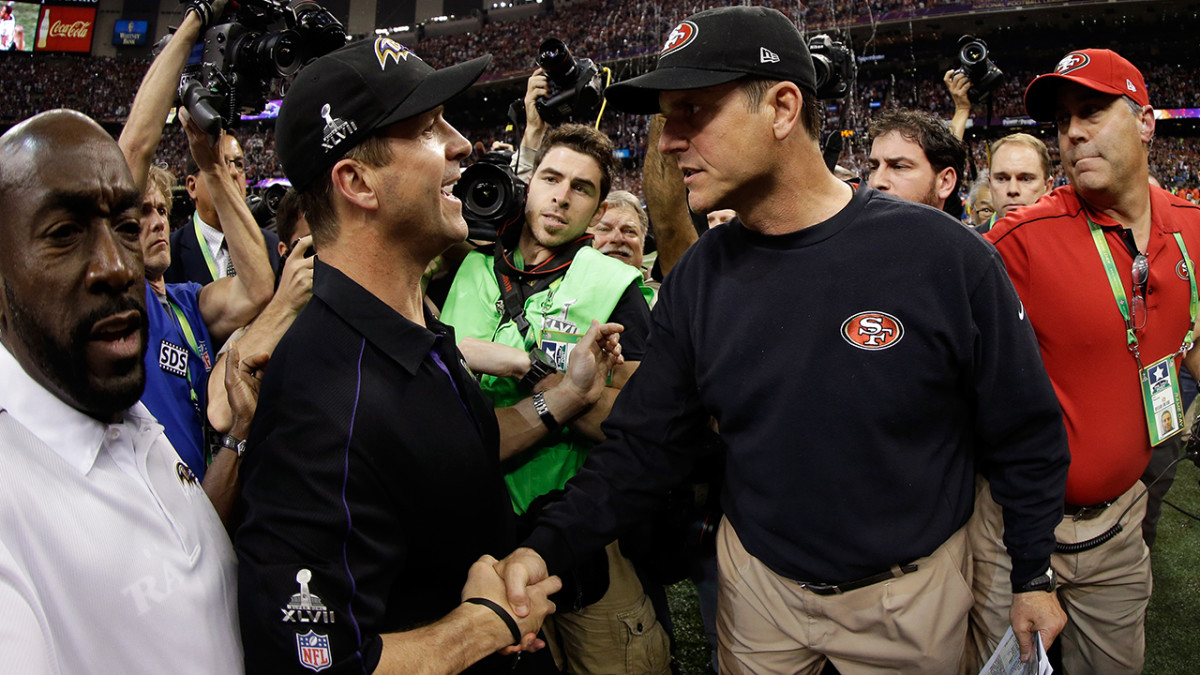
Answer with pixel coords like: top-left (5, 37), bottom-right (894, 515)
top-left (236, 259), bottom-right (516, 674)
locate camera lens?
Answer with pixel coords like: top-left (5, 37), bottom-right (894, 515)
top-left (467, 179), bottom-right (505, 217)
top-left (812, 54), bottom-right (832, 90)
top-left (960, 41), bottom-right (986, 66)
top-left (536, 38), bottom-right (576, 83)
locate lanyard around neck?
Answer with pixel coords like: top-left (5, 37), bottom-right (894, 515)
top-left (166, 299), bottom-right (201, 409)
top-left (193, 212), bottom-right (221, 282)
top-left (1087, 217), bottom-right (1197, 366)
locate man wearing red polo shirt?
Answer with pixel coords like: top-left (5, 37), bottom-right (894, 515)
top-left (977, 49), bottom-right (1200, 673)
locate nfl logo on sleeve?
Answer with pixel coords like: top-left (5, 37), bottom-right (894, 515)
top-left (296, 630), bottom-right (332, 672)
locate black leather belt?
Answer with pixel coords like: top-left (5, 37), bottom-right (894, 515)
top-left (1064, 498), bottom-right (1117, 521)
top-left (793, 563), bottom-right (920, 596)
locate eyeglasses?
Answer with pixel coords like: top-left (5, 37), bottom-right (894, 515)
top-left (1131, 252), bottom-right (1149, 330)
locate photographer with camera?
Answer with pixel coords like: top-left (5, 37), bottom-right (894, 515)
top-left (115, 0), bottom-right (275, 504)
top-left (441, 121), bottom-right (668, 674)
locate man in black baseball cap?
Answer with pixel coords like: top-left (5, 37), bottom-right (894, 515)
top-left (235, 37), bottom-right (568, 674)
top-left (497, 6), bottom-right (1070, 673)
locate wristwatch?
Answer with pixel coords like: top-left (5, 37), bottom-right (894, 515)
top-left (520, 348), bottom-right (558, 390)
top-left (1013, 566), bottom-right (1056, 594)
top-left (219, 433), bottom-right (248, 458)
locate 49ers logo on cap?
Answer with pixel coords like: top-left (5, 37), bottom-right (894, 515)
top-left (1055, 53), bottom-right (1090, 75)
top-left (841, 311), bottom-right (904, 351)
top-left (661, 21), bottom-right (698, 56)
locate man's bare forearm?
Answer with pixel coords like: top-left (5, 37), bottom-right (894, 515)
top-left (117, 13), bottom-right (203, 191)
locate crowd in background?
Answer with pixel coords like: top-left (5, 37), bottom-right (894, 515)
top-left (0, 0), bottom-right (1195, 197)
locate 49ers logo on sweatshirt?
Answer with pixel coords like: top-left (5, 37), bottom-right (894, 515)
top-left (841, 311), bottom-right (904, 351)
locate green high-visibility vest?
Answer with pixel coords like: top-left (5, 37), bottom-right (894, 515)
top-left (442, 246), bottom-right (646, 513)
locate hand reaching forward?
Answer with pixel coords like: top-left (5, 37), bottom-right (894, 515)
top-left (560, 320), bottom-right (624, 407)
top-left (463, 554), bottom-right (560, 653)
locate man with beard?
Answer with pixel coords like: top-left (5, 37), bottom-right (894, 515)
top-left (868, 108), bottom-right (967, 211)
top-left (0, 109), bottom-right (242, 671)
top-left (441, 123), bottom-right (667, 674)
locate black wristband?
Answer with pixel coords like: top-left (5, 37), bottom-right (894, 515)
top-left (464, 597), bottom-right (521, 646)
top-left (531, 391), bottom-right (559, 431)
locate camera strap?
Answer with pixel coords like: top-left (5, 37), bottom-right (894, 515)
top-left (492, 237), bottom-right (592, 338)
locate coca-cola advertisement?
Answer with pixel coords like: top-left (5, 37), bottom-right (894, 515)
top-left (34, 5), bottom-right (95, 52)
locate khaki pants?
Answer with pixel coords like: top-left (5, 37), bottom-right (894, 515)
top-left (967, 479), bottom-right (1152, 674)
top-left (716, 518), bottom-right (972, 675)
top-left (544, 541), bottom-right (671, 675)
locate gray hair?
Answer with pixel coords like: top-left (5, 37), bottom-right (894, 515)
top-left (603, 190), bottom-right (649, 237)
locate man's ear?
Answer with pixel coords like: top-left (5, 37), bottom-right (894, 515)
top-left (588, 201), bottom-right (608, 229)
top-left (1138, 105), bottom-right (1156, 145)
top-left (330, 159), bottom-right (378, 212)
top-left (277, 240), bottom-right (289, 258)
top-left (936, 167), bottom-right (957, 203)
top-left (185, 174), bottom-right (198, 199)
top-left (770, 82), bottom-right (803, 140)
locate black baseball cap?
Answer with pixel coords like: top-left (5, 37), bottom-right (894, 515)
top-left (276, 37), bottom-right (491, 191)
top-left (605, 6), bottom-right (817, 114)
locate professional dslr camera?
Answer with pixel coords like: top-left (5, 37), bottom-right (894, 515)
top-left (453, 150), bottom-right (527, 242)
top-left (954, 35), bottom-right (1004, 104)
top-left (178, 0), bottom-right (346, 137)
top-left (516, 38), bottom-right (605, 126)
top-left (809, 34), bottom-right (853, 100)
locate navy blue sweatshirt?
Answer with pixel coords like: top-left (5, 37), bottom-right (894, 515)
top-left (525, 185), bottom-right (1069, 588)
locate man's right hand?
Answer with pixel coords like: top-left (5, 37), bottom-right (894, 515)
top-left (493, 548), bottom-right (551, 619)
top-left (522, 67), bottom-right (549, 150)
top-left (276, 235), bottom-right (315, 314)
top-left (1010, 589), bottom-right (1067, 663)
top-left (560, 320), bottom-right (623, 407)
top-left (944, 69), bottom-right (972, 111)
top-left (464, 554), bottom-right (560, 651)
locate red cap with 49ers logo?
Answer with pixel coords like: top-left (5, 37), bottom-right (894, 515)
top-left (605, 6), bottom-right (817, 114)
top-left (1023, 49), bottom-right (1149, 122)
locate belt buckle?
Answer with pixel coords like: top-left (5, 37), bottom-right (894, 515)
top-left (1071, 501), bottom-right (1112, 521)
top-left (797, 582), bottom-right (840, 596)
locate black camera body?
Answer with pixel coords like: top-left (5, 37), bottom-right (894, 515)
top-left (954, 35), bottom-right (1004, 104)
top-left (453, 150), bottom-right (527, 242)
top-left (532, 38), bottom-right (605, 126)
top-left (178, 0), bottom-right (346, 137)
top-left (809, 34), bottom-right (853, 100)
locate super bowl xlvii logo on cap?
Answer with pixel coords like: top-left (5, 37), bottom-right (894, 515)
top-left (1056, 52), bottom-right (1090, 75)
top-left (660, 20), bottom-right (698, 56)
top-left (320, 103), bottom-right (358, 153)
top-left (841, 311), bottom-right (905, 351)
top-left (296, 630), bottom-right (332, 672)
top-left (374, 36), bottom-right (414, 70)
